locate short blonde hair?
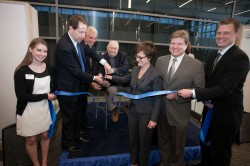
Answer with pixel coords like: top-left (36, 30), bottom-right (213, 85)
top-left (170, 30), bottom-right (189, 45)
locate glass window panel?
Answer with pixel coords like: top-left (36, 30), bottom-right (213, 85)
top-left (44, 39), bottom-right (56, 66)
top-left (33, 5), bottom-right (56, 37)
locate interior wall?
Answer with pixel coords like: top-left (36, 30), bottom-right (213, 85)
top-left (0, 1), bottom-right (38, 142)
top-left (238, 26), bottom-right (250, 113)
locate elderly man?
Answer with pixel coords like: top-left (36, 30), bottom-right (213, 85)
top-left (99, 40), bottom-right (130, 122)
top-left (83, 26), bottom-right (99, 75)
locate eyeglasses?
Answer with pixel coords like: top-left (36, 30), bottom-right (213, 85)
top-left (135, 55), bottom-right (147, 60)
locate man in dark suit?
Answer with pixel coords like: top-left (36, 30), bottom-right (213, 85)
top-left (99, 40), bottom-right (130, 122)
top-left (54, 15), bottom-right (111, 153)
top-left (178, 18), bottom-right (250, 166)
top-left (82, 26), bottom-right (99, 76)
top-left (155, 30), bottom-right (205, 166)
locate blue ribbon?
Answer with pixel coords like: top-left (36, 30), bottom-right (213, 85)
top-left (55, 91), bottom-right (95, 102)
top-left (48, 100), bottom-right (56, 138)
top-left (200, 107), bottom-right (214, 146)
top-left (116, 90), bottom-right (177, 99)
top-left (48, 91), bottom-right (95, 138)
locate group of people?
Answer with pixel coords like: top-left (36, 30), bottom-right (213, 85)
top-left (14, 14), bottom-right (249, 166)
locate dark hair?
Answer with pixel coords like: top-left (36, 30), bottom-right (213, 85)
top-left (171, 30), bottom-right (189, 45)
top-left (15, 38), bottom-right (48, 73)
top-left (135, 41), bottom-right (157, 60)
top-left (68, 15), bottom-right (88, 30)
top-left (219, 18), bottom-right (241, 33)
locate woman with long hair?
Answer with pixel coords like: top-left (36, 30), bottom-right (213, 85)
top-left (14, 38), bottom-right (56, 166)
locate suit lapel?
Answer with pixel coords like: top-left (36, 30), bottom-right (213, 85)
top-left (131, 67), bottom-right (140, 93)
top-left (163, 56), bottom-right (171, 84)
top-left (66, 34), bottom-right (85, 66)
top-left (212, 45), bottom-right (236, 75)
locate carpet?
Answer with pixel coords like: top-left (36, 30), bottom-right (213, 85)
top-left (67, 102), bottom-right (200, 159)
top-left (59, 102), bottom-right (201, 165)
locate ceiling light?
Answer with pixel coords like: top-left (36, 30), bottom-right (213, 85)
top-left (225, 1), bottom-right (234, 5)
top-left (146, 0), bottom-right (151, 3)
top-left (234, 9), bottom-right (250, 15)
top-left (207, 7), bottom-right (216, 12)
top-left (179, 0), bottom-right (192, 8)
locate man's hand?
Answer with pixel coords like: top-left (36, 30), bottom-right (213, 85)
top-left (178, 89), bottom-right (193, 98)
top-left (102, 80), bottom-right (110, 88)
top-left (104, 62), bottom-right (111, 74)
top-left (166, 93), bottom-right (177, 100)
top-left (94, 75), bottom-right (104, 85)
top-left (91, 82), bottom-right (102, 90)
top-left (107, 68), bottom-right (116, 74)
top-left (104, 75), bottom-right (112, 80)
top-left (147, 120), bottom-right (157, 129)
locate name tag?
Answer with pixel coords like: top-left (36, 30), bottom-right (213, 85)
top-left (25, 74), bottom-right (34, 80)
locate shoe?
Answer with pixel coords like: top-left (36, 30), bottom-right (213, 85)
top-left (186, 163), bottom-right (201, 166)
top-left (111, 107), bottom-right (119, 122)
top-left (64, 146), bottom-right (81, 153)
top-left (121, 105), bottom-right (128, 116)
top-left (153, 163), bottom-right (161, 166)
top-left (77, 135), bottom-right (90, 143)
top-left (85, 124), bottom-right (94, 129)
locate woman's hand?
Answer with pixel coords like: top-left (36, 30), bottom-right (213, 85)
top-left (147, 120), bottom-right (157, 129)
top-left (48, 93), bottom-right (56, 100)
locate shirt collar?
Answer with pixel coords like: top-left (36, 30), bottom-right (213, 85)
top-left (170, 53), bottom-right (185, 62)
top-left (218, 43), bottom-right (234, 55)
top-left (68, 32), bottom-right (78, 47)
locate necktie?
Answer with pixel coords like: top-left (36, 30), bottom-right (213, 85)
top-left (77, 43), bottom-right (85, 72)
top-left (168, 58), bottom-right (177, 81)
top-left (213, 53), bottom-right (222, 71)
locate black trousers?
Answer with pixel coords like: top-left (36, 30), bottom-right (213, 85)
top-left (200, 125), bottom-right (238, 166)
top-left (58, 95), bottom-right (87, 148)
top-left (128, 105), bottom-right (154, 166)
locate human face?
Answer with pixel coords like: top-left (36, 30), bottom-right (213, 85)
top-left (216, 24), bottom-right (238, 50)
top-left (135, 51), bottom-right (150, 67)
top-left (29, 43), bottom-right (48, 63)
top-left (107, 43), bottom-right (119, 57)
top-left (85, 31), bottom-right (97, 47)
top-left (169, 37), bottom-right (187, 57)
top-left (69, 22), bottom-right (87, 43)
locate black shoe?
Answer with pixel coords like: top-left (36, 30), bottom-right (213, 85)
top-left (153, 163), bottom-right (161, 166)
top-left (85, 124), bottom-right (94, 129)
top-left (63, 146), bottom-right (81, 153)
top-left (80, 131), bottom-right (88, 137)
top-left (77, 135), bottom-right (90, 143)
top-left (186, 163), bottom-right (201, 166)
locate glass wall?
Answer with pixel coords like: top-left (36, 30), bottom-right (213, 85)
top-left (7, 0), bottom-right (250, 66)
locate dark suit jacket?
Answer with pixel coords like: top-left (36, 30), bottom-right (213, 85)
top-left (195, 45), bottom-right (249, 127)
top-left (112, 66), bottom-right (163, 122)
top-left (156, 54), bottom-right (205, 126)
top-left (54, 33), bottom-right (98, 100)
top-left (99, 51), bottom-right (129, 75)
top-left (81, 42), bottom-right (99, 75)
top-left (100, 51), bottom-right (130, 86)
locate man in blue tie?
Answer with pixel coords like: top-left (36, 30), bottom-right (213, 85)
top-left (54, 15), bottom-right (111, 153)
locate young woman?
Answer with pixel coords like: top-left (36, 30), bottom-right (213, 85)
top-left (14, 38), bottom-right (56, 166)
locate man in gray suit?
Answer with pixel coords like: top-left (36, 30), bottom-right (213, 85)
top-left (155, 30), bottom-right (205, 166)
